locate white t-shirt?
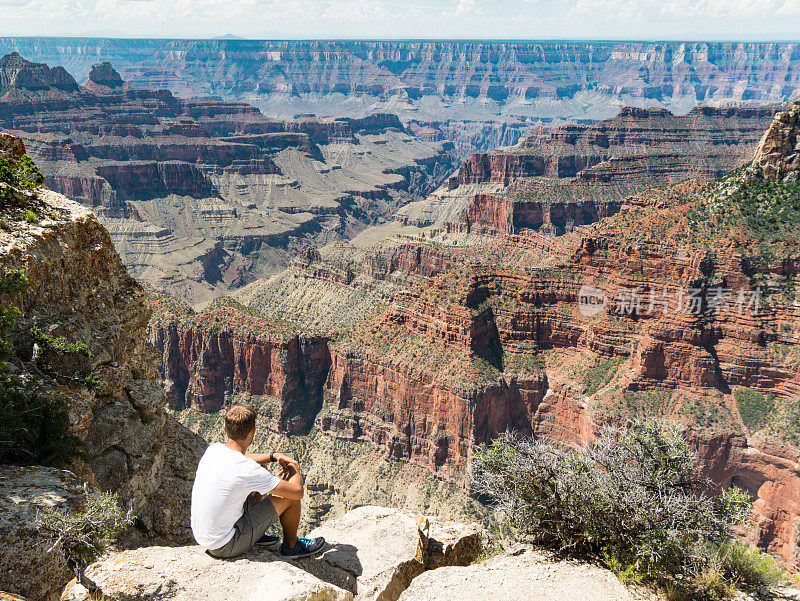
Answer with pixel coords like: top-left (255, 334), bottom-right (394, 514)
top-left (190, 443), bottom-right (281, 549)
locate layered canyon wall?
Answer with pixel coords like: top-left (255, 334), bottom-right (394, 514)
top-left (399, 104), bottom-right (783, 236)
top-left (1, 39), bottom-right (799, 123)
top-left (0, 53), bottom-right (457, 304)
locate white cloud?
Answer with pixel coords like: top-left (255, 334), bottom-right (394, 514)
top-left (567, 0), bottom-right (800, 23)
top-left (442, 0), bottom-right (483, 19)
top-left (0, 0), bottom-right (798, 38)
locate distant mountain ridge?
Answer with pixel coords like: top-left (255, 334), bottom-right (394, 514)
top-left (0, 38), bottom-right (798, 121)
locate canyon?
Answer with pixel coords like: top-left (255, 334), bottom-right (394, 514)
top-left (3, 37), bottom-right (800, 599)
top-left (1, 39), bottom-right (799, 125)
top-left (147, 104), bottom-right (800, 572)
top-left (0, 52), bottom-right (458, 303)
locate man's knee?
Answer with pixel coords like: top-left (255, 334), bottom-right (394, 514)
top-left (269, 494), bottom-right (299, 516)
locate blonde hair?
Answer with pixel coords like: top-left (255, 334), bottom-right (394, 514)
top-left (224, 403), bottom-right (257, 441)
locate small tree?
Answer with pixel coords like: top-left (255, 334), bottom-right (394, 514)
top-left (38, 488), bottom-right (133, 597)
top-left (0, 269), bottom-right (82, 466)
top-left (471, 420), bottom-right (775, 596)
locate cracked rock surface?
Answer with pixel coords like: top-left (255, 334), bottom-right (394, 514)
top-left (61, 506), bottom-right (483, 601)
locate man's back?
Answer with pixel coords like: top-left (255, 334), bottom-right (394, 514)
top-left (190, 442), bottom-right (280, 549)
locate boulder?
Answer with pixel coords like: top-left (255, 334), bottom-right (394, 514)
top-left (60, 546), bottom-right (352, 601)
top-left (0, 132), bottom-right (26, 163)
top-left (297, 506), bottom-right (482, 601)
top-left (60, 506), bottom-right (483, 601)
top-left (398, 546), bottom-right (651, 601)
top-left (0, 466), bottom-right (88, 601)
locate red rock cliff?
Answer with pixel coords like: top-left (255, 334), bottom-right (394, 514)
top-left (147, 294), bottom-right (331, 433)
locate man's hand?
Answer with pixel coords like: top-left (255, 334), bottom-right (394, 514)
top-left (273, 452), bottom-right (300, 479)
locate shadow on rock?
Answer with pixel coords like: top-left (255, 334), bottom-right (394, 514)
top-left (279, 542), bottom-right (363, 594)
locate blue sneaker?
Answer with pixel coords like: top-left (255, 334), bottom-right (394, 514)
top-left (255, 533), bottom-right (280, 547)
top-left (279, 536), bottom-right (325, 559)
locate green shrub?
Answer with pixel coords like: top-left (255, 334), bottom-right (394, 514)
top-left (734, 388), bottom-right (774, 430)
top-left (38, 490), bottom-right (133, 597)
top-left (0, 270), bottom-right (82, 466)
top-left (14, 154), bottom-right (43, 189)
top-left (472, 420), bottom-right (755, 597)
top-left (0, 155), bottom-right (43, 189)
top-left (31, 326), bottom-right (92, 357)
top-left (717, 539), bottom-right (787, 587)
top-left (23, 209), bottom-right (37, 223)
top-left (0, 155), bottom-right (42, 208)
top-left (81, 371), bottom-right (103, 392)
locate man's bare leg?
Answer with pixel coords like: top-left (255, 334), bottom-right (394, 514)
top-left (268, 495), bottom-right (300, 549)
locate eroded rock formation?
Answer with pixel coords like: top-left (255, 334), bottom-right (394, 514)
top-left (0, 133), bottom-right (206, 599)
top-left (148, 292), bottom-right (330, 432)
top-left (747, 101), bottom-right (800, 183)
top-left (0, 53), bottom-right (457, 304)
top-left (399, 105), bottom-right (782, 236)
top-left (2, 39), bottom-right (799, 123)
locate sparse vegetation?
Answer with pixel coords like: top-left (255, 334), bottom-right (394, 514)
top-left (584, 357), bottom-right (623, 395)
top-left (0, 154), bottom-right (43, 209)
top-left (0, 270), bottom-right (82, 466)
top-left (31, 326), bottom-right (92, 357)
top-left (38, 490), bottom-right (133, 597)
top-left (472, 420), bottom-right (786, 598)
top-left (734, 388), bottom-right (775, 431)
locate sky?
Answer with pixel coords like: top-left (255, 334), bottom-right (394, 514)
top-left (1, 0), bottom-right (800, 40)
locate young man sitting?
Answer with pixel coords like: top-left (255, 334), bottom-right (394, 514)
top-left (190, 403), bottom-right (325, 559)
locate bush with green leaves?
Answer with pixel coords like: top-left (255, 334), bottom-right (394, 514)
top-left (0, 154), bottom-right (43, 190)
top-left (31, 325), bottom-right (92, 357)
top-left (0, 270), bottom-right (82, 466)
top-left (38, 489), bottom-right (133, 596)
top-left (0, 154), bottom-right (43, 209)
top-left (471, 420), bottom-right (785, 597)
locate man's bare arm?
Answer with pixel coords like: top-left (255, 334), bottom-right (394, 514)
top-left (269, 465), bottom-right (304, 500)
top-left (246, 451), bottom-right (300, 470)
top-left (245, 452), bottom-right (272, 466)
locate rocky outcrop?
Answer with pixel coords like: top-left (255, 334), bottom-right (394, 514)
top-left (691, 430), bottom-right (800, 564)
top-left (452, 193), bottom-right (623, 236)
top-left (0, 51), bottom-right (77, 94)
top-left (398, 546), bottom-right (652, 601)
top-left (86, 62), bottom-right (123, 88)
top-left (746, 101), bottom-right (800, 183)
top-left (61, 506), bottom-right (483, 601)
top-left (0, 466), bottom-right (88, 601)
top-left (0, 133), bottom-right (207, 593)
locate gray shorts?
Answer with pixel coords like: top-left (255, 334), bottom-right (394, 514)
top-left (207, 493), bottom-right (279, 559)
